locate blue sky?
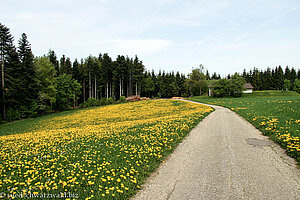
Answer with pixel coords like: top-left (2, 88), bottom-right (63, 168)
top-left (1, 0), bottom-right (300, 76)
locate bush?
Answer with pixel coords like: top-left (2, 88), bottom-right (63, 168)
top-left (84, 98), bottom-right (100, 107)
top-left (107, 97), bottom-right (114, 105)
top-left (119, 96), bottom-right (126, 102)
top-left (100, 98), bottom-right (107, 106)
top-left (6, 108), bottom-right (21, 121)
top-left (213, 79), bottom-right (229, 97)
top-left (293, 79), bottom-right (300, 93)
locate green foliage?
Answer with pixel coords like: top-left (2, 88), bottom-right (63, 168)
top-left (228, 73), bottom-right (245, 97)
top-left (59, 55), bottom-right (73, 75)
top-left (144, 76), bottom-right (155, 97)
top-left (6, 108), bottom-right (21, 121)
top-left (47, 50), bottom-right (59, 76)
top-left (212, 74), bottom-right (245, 97)
top-left (100, 98), bottom-right (107, 105)
top-left (2, 22), bottom-right (300, 123)
top-left (242, 66), bottom-right (298, 91)
top-left (80, 96), bottom-right (127, 108)
top-left (107, 97), bottom-right (114, 104)
top-left (18, 33), bottom-right (38, 106)
top-left (34, 56), bottom-right (57, 113)
top-left (213, 79), bottom-right (229, 97)
top-left (283, 79), bottom-right (291, 91)
top-left (293, 79), bottom-right (300, 93)
top-left (81, 97), bottom-right (100, 107)
top-left (119, 96), bottom-right (126, 102)
top-left (184, 65), bottom-right (208, 96)
top-left (55, 74), bottom-right (81, 110)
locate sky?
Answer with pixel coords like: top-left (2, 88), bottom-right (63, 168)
top-left (1, 0), bottom-right (300, 76)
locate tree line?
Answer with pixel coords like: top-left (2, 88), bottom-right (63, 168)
top-left (0, 23), bottom-right (191, 121)
top-left (1, 22), bottom-right (299, 122)
top-left (241, 66), bottom-right (300, 91)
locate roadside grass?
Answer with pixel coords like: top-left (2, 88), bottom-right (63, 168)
top-left (0, 100), bottom-right (213, 199)
top-left (190, 91), bottom-right (300, 162)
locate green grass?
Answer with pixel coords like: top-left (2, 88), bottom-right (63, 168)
top-left (190, 91), bottom-right (300, 162)
top-left (0, 100), bottom-right (213, 199)
top-left (0, 106), bottom-right (100, 136)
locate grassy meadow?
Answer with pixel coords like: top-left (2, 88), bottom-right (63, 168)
top-left (190, 91), bottom-right (300, 162)
top-left (0, 100), bottom-right (213, 199)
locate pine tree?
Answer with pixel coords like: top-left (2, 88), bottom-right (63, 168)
top-left (290, 68), bottom-right (297, 90)
top-left (72, 59), bottom-right (80, 82)
top-left (48, 50), bottom-right (59, 76)
top-left (100, 53), bottom-right (113, 98)
top-left (298, 69), bottom-right (300, 79)
top-left (284, 66), bottom-right (291, 80)
top-left (205, 70), bottom-right (210, 80)
top-left (65, 57), bottom-right (73, 75)
top-left (264, 68), bottom-right (272, 90)
top-left (18, 33), bottom-right (38, 106)
top-left (60, 55), bottom-right (72, 75)
top-left (0, 23), bottom-right (23, 120)
top-left (132, 56), bottom-right (145, 96)
top-left (277, 66), bottom-right (284, 90)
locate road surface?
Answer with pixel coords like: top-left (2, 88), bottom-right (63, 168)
top-left (133, 102), bottom-right (300, 200)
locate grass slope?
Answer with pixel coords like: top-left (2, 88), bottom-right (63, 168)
top-left (0, 100), bottom-right (213, 199)
top-left (190, 91), bottom-right (300, 162)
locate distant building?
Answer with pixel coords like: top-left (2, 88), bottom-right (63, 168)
top-left (243, 83), bottom-right (254, 93)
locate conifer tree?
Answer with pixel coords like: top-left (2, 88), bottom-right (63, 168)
top-left (18, 33), bottom-right (38, 106)
top-left (48, 50), bottom-right (59, 76)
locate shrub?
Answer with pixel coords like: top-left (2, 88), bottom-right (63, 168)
top-left (107, 97), bottom-right (114, 105)
top-left (84, 98), bottom-right (100, 107)
top-left (119, 96), bottom-right (126, 102)
top-left (6, 108), bottom-right (21, 121)
top-left (100, 98), bottom-right (107, 106)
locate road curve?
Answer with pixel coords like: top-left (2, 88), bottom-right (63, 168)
top-left (133, 101), bottom-right (300, 200)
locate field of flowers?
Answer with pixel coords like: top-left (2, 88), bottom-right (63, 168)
top-left (191, 91), bottom-right (300, 162)
top-left (0, 100), bottom-right (213, 199)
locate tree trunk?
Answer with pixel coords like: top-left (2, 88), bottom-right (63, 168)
top-left (83, 81), bottom-right (86, 102)
top-left (89, 70), bottom-right (91, 98)
top-left (110, 81), bottom-right (112, 97)
top-left (122, 80), bottom-right (124, 97)
top-left (139, 82), bottom-right (142, 96)
top-left (135, 82), bottom-right (137, 96)
top-left (128, 70), bottom-right (132, 96)
top-left (94, 77), bottom-right (97, 99)
top-left (1, 50), bottom-right (5, 120)
top-left (73, 95), bottom-right (75, 108)
top-left (106, 82), bottom-right (109, 98)
top-left (119, 78), bottom-right (122, 97)
top-left (127, 82), bottom-right (129, 97)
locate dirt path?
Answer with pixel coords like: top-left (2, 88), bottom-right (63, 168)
top-left (133, 101), bottom-right (300, 200)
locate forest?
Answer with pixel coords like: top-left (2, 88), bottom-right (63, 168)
top-left (1, 22), bottom-right (300, 121)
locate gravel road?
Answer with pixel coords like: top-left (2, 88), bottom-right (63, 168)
top-left (133, 102), bottom-right (300, 200)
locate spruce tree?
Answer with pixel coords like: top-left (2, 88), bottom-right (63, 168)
top-left (0, 23), bottom-right (23, 120)
top-left (290, 68), bottom-right (297, 90)
top-left (18, 33), bottom-right (38, 106)
top-left (60, 55), bottom-right (72, 75)
top-left (284, 66), bottom-right (291, 80)
top-left (48, 50), bottom-right (59, 76)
